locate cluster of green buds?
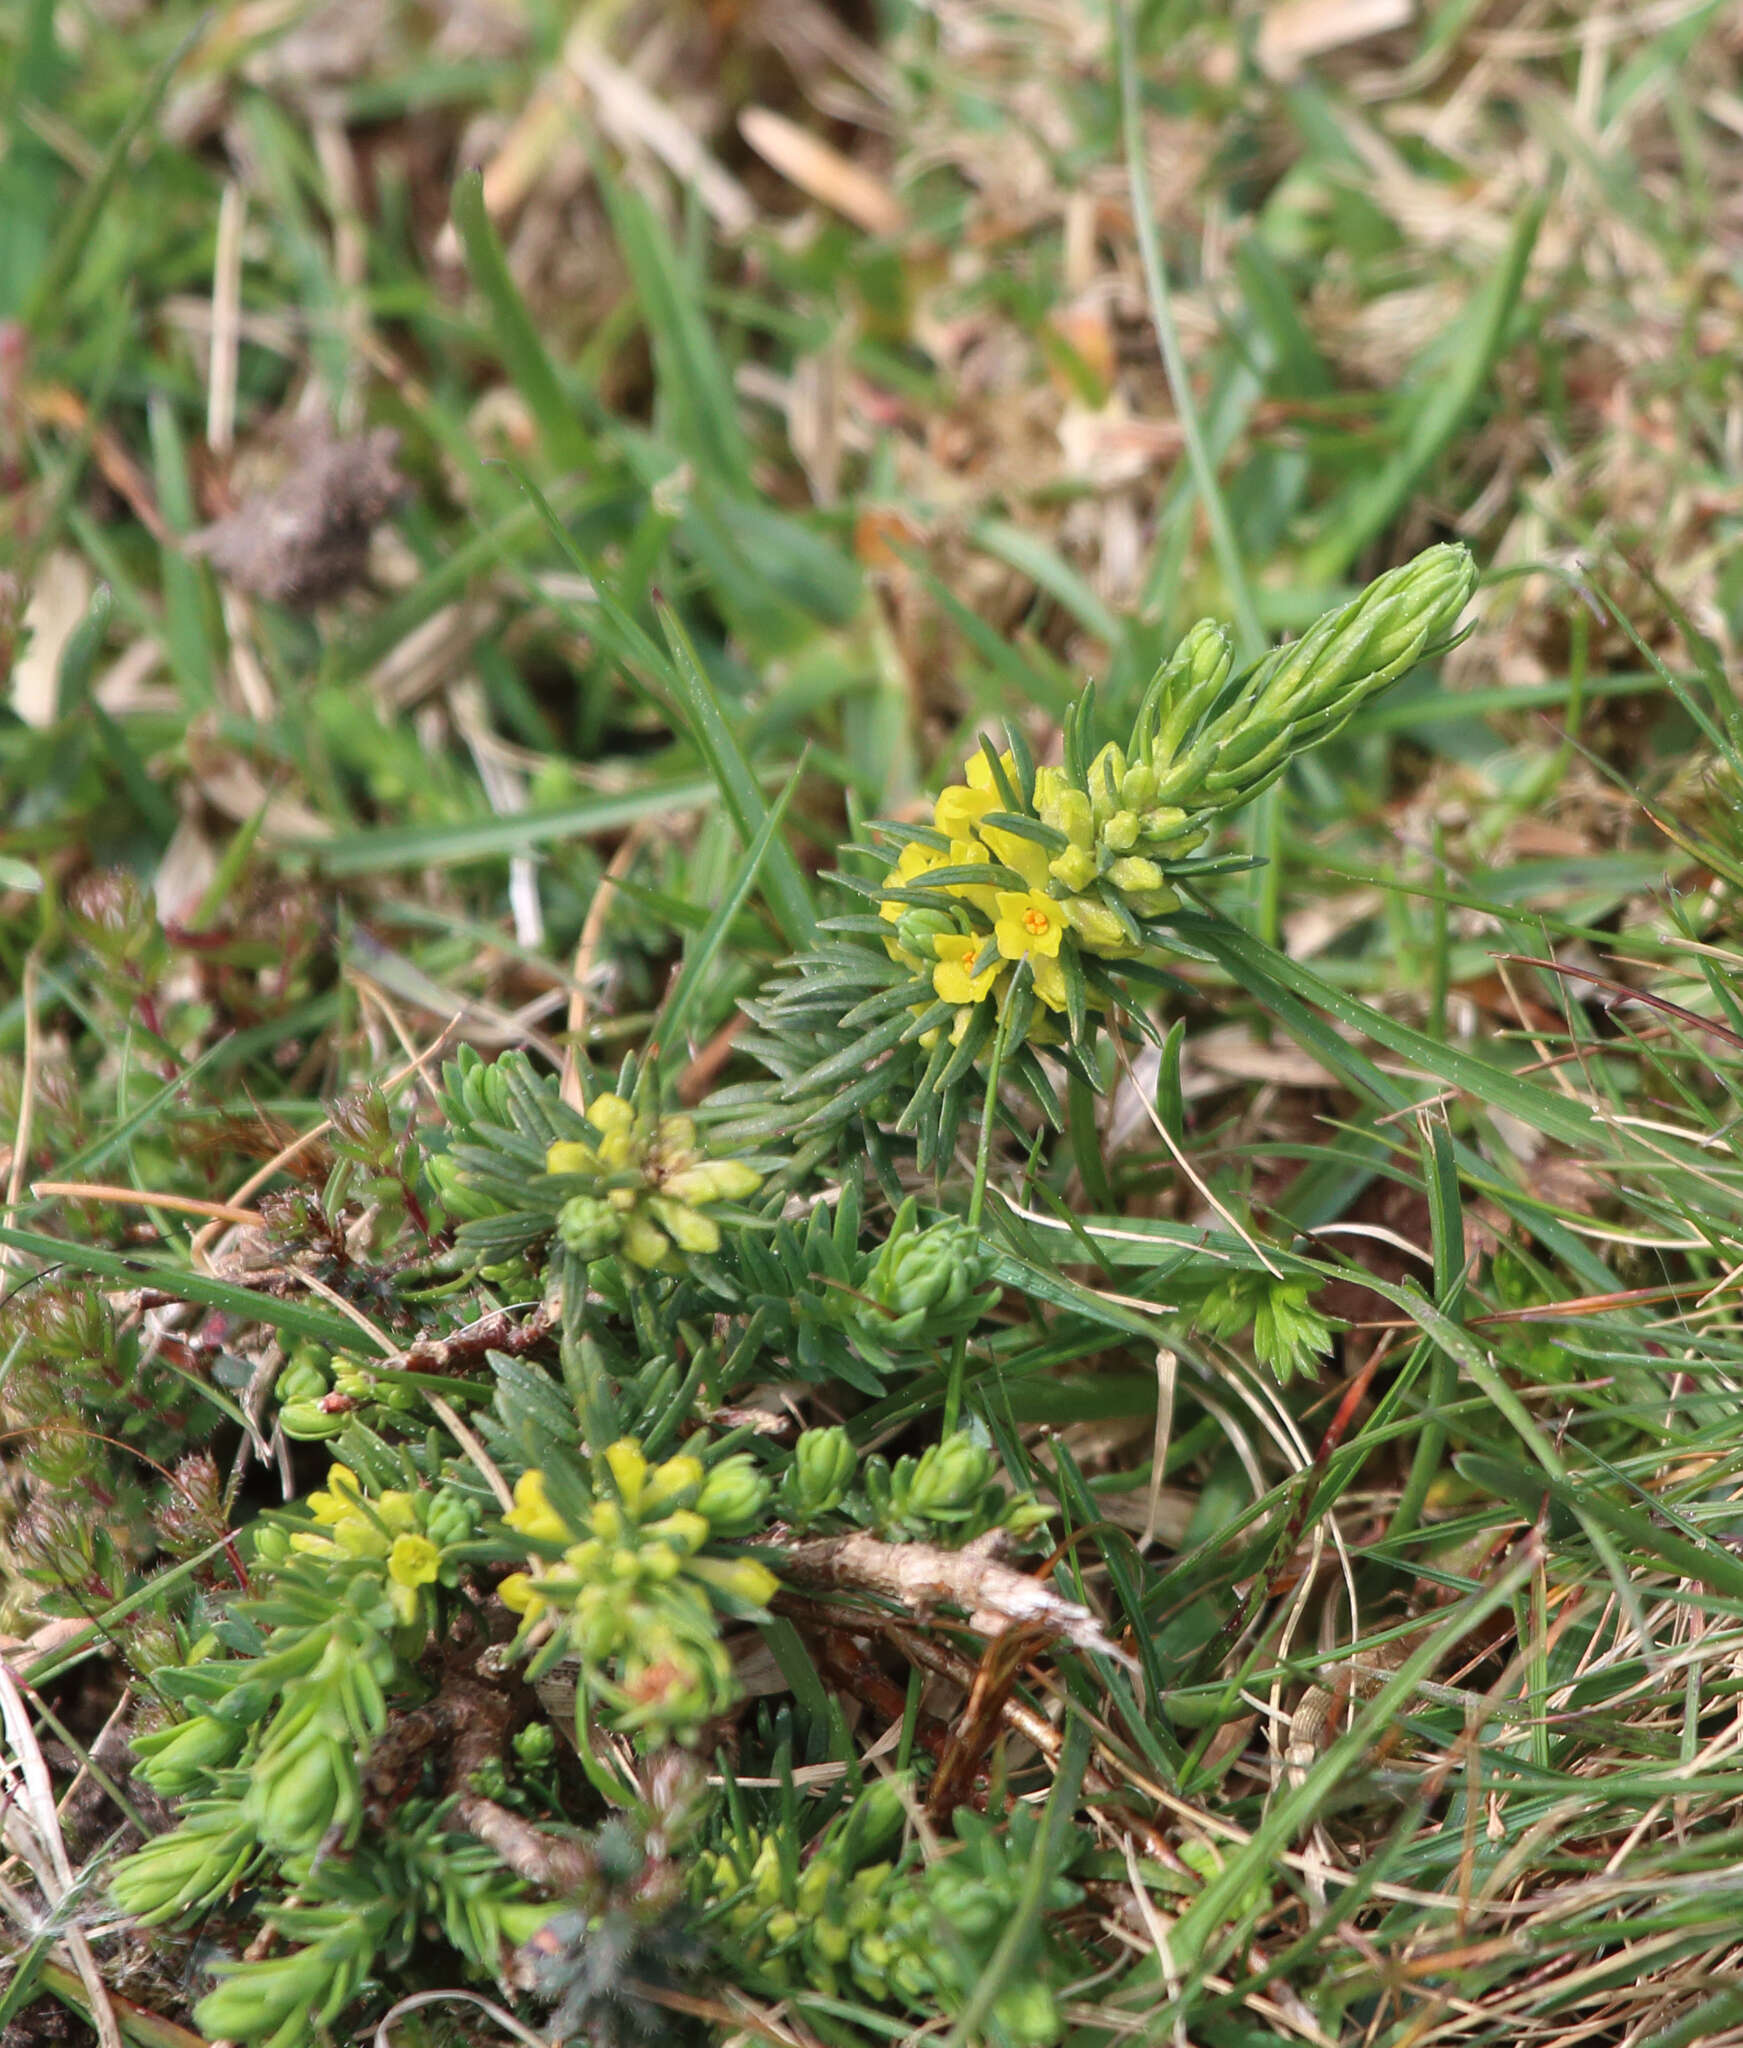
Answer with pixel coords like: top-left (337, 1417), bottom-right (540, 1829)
top-left (545, 1092), bottom-right (764, 1268)
top-left (109, 1801), bottom-right (257, 1924)
top-left (700, 1783), bottom-right (1081, 2046)
top-left (497, 1438), bottom-right (777, 1744)
top-left (859, 1198), bottom-right (1002, 1348)
top-left (876, 544), bottom-right (1476, 1047)
top-left (275, 1344), bottom-right (422, 1441)
top-left (861, 1429), bottom-right (1050, 1545)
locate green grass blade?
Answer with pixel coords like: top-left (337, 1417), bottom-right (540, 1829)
top-left (451, 167), bottom-right (590, 472)
top-left (655, 601), bottom-right (818, 952)
top-left (0, 1225), bottom-right (375, 1350)
top-left (1301, 192), bottom-right (1546, 582)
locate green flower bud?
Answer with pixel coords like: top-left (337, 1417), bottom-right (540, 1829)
top-left (1047, 844), bottom-right (1098, 892)
top-left (903, 1433), bottom-right (996, 1521)
top-left (1100, 808), bottom-right (1140, 853)
top-left (1120, 762), bottom-right (1157, 809)
top-left (558, 1194), bottom-right (622, 1260)
top-left (276, 1358), bottom-right (329, 1405)
top-left (1124, 885), bottom-right (1180, 920)
top-left (783, 1426), bottom-right (857, 1523)
top-left (1060, 895), bottom-right (1138, 957)
top-left (514, 1721), bottom-right (558, 1766)
top-left (862, 1208), bottom-right (1000, 1345)
top-left (833, 1775), bottom-right (909, 1869)
top-left (664, 1157), bottom-right (763, 1204)
top-left (1136, 618), bottom-right (1235, 767)
top-left (132, 1713), bottom-right (248, 1796)
top-left (1138, 804), bottom-right (1195, 846)
top-left (1086, 742), bottom-right (1127, 817)
top-left (1138, 545), bottom-right (1476, 828)
top-left (892, 906), bottom-right (957, 958)
top-left (242, 1715), bottom-right (360, 1853)
top-left (993, 1981), bottom-right (1064, 2047)
top-left (197, 1937), bottom-right (359, 2047)
top-left (696, 1455), bottom-right (771, 1539)
top-left (109, 1806), bottom-right (257, 1924)
top-left (1106, 855), bottom-right (1167, 895)
top-left (278, 1400), bottom-right (347, 1442)
top-left (424, 1490), bottom-right (477, 1551)
top-left (250, 1522), bottom-right (291, 1567)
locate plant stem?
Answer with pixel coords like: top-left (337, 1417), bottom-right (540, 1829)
top-left (949, 978), bottom-right (1021, 1434)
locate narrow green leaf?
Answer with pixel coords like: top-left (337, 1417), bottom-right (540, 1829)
top-left (0, 1226), bottom-right (375, 1350)
top-left (451, 168), bottom-right (590, 472)
top-left (1301, 193), bottom-right (1546, 581)
top-left (21, 22), bottom-right (196, 333)
top-left (655, 602), bottom-right (817, 952)
top-left (658, 758), bottom-right (805, 1056)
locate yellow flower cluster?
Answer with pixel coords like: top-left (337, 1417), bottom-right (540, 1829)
top-left (494, 1444), bottom-right (778, 1743)
top-left (290, 1464), bottom-right (442, 1625)
top-left (878, 750), bottom-right (1159, 1039)
top-left (496, 1448), bottom-right (777, 1629)
top-left (545, 1093), bottom-right (763, 1267)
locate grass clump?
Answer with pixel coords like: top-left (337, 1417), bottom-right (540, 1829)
top-left (7, 3), bottom-right (1743, 2047)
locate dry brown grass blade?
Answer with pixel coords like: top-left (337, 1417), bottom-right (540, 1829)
top-left (30, 1181), bottom-right (266, 1226)
top-left (0, 1661), bottom-right (125, 2048)
top-left (739, 107), bottom-right (906, 237)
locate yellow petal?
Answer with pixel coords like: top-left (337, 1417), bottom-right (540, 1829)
top-left (980, 824), bottom-right (1052, 891)
top-left (935, 783), bottom-right (996, 840)
top-left (504, 1469), bottom-right (569, 1544)
top-left (497, 1572), bottom-right (547, 1618)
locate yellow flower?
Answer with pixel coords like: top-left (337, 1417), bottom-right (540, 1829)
top-left (662, 1160), bottom-right (761, 1204)
top-left (935, 780), bottom-right (996, 841)
top-left (647, 1453), bottom-right (704, 1512)
top-left (587, 1093), bottom-right (636, 1135)
top-left (497, 1571), bottom-right (548, 1620)
top-left (932, 933), bottom-right (1002, 1006)
top-left (689, 1555), bottom-right (780, 1609)
top-left (650, 1196), bottom-right (721, 1255)
top-left (306, 1465), bottom-right (364, 1525)
top-left (605, 1440), bottom-right (648, 1511)
top-left (878, 840), bottom-right (946, 924)
top-left (1034, 766), bottom-right (1093, 849)
top-left (979, 821), bottom-right (1052, 891)
top-left (505, 1469), bottom-right (569, 1544)
top-left (965, 748), bottom-right (1015, 793)
top-left (994, 890), bottom-right (1066, 962)
top-left (621, 1212), bottom-right (671, 1268)
top-left (388, 1533), bottom-right (440, 1589)
top-left (374, 1490), bottom-right (417, 1534)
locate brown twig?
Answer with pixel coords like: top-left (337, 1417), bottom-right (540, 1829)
top-left (775, 1528), bottom-right (1135, 1666)
top-left (368, 1674), bottom-right (600, 1896)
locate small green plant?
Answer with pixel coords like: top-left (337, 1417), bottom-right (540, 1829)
top-left (79, 546), bottom-right (1476, 2045)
